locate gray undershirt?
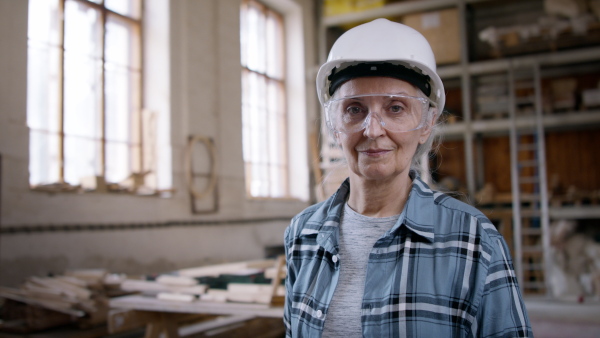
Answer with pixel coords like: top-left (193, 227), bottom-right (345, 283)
top-left (322, 202), bottom-right (400, 337)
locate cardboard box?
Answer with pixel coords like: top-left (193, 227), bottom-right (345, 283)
top-left (323, 0), bottom-right (356, 17)
top-left (323, 0), bottom-right (388, 17)
top-left (582, 88), bottom-right (600, 108)
top-left (402, 8), bottom-right (461, 65)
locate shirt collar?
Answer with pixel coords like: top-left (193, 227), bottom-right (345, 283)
top-left (314, 172), bottom-right (436, 249)
top-left (396, 174), bottom-right (435, 242)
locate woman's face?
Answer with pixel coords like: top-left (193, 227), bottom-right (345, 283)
top-left (334, 77), bottom-right (432, 182)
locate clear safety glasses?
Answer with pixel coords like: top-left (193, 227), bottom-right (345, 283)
top-left (324, 94), bottom-right (431, 134)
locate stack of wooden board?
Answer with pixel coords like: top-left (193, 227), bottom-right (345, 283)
top-left (119, 258), bottom-right (286, 305)
top-left (0, 269), bottom-right (125, 333)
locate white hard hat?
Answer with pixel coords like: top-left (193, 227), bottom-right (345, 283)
top-left (316, 18), bottom-right (445, 111)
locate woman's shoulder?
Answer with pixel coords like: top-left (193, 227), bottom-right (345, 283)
top-left (284, 200), bottom-right (330, 242)
top-left (429, 189), bottom-right (502, 239)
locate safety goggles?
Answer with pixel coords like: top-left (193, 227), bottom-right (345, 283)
top-left (324, 93), bottom-right (431, 134)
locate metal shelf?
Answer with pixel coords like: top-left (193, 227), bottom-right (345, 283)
top-left (437, 46), bottom-right (600, 79)
top-left (549, 206), bottom-right (600, 219)
top-left (440, 110), bottom-right (600, 137)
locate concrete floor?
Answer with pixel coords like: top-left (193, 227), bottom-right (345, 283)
top-left (526, 298), bottom-right (600, 338)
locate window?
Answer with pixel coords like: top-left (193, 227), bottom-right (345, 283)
top-left (27, 0), bottom-right (154, 193)
top-left (240, 0), bottom-right (290, 199)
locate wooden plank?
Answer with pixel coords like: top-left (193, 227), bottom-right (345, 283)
top-left (110, 294), bottom-right (284, 318)
top-left (0, 286), bottom-right (85, 317)
top-left (29, 276), bottom-right (92, 299)
top-left (176, 259), bottom-right (275, 278)
top-left (157, 293), bottom-right (197, 303)
top-left (269, 255), bottom-right (285, 307)
top-left (156, 275), bottom-right (198, 286)
top-left (120, 279), bottom-right (208, 295)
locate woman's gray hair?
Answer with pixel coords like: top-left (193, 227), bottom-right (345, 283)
top-left (410, 88), bottom-right (443, 178)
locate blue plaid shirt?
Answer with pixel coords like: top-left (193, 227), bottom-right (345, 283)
top-left (284, 176), bottom-right (532, 337)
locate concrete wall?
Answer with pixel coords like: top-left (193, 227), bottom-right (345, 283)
top-left (0, 0), bottom-right (318, 286)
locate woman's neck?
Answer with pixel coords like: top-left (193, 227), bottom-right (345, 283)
top-left (347, 173), bottom-right (413, 218)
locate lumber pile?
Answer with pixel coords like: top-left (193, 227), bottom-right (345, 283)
top-left (119, 258), bottom-right (286, 305)
top-left (0, 269), bottom-right (128, 333)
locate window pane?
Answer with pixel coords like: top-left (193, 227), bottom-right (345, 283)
top-left (106, 141), bottom-right (133, 183)
top-left (63, 0), bottom-right (103, 140)
top-left (64, 0), bottom-right (102, 59)
top-left (28, 0), bottom-right (61, 45)
top-left (105, 64), bottom-right (141, 142)
top-left (63, 53), bottom-right (102, 138)
top-left (29, 130), bottom-right (60, 185)
top-left (106, 14), bottom-right (141, 69)
top-left (265, 11), bottom-right (284, 80)
top-left (64, 134), bottom-right (101, 185)
top-left (244, 3), bottom-right (266, 74)
top-left (105, 0), bottom-right (142, 19)
top-left (27, 41), bottom-right (61, 132)
top-left (241, 0), bottom-right (288, 198)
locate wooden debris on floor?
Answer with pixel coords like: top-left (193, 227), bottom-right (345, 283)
top-left (549, 219), bottom-right (600, 300)
top-left (0, 269), bottom-right (130, 333)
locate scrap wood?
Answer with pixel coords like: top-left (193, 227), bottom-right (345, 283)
top-left (201, 289), bottom-right (228, 303)
top-left (120, 279), bottom-right (208, 295)
top-left (66, 268), bottom-right (108, 281)
top-left (156, 292), bottom-right (197, 303)
top-left (176, 259), bottom-right (276, 278)
top-left (0, 286), bottom-right (85, 317)
top-left (264, 266), bottom-right (287, 279)
top-left (225, 284), bottom-right (285, 305)
top-left (227, 284), bottom-right (285, 295)
top-left (28, 276), bottom-right (92, 300)
top-left (55, 275), bottom-right (88, 288)
top-left (156, 274), bottom-right (198, 286)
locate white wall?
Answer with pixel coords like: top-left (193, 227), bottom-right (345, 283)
top-left (0, 0), bottom-right (318, 287)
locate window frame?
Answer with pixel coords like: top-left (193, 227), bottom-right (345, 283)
top-left (27, 0), bottom-right (147, 194)
top-left (240, 0), bottom-right (292, 200)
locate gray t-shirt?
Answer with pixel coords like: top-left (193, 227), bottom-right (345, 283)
top-left (322, 202), bottom-right (400, 337)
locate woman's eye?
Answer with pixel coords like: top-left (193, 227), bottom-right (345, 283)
top-left (346, 106), bottom-right (364, 115)
top-left (388, 105), bottom-right (404, 113)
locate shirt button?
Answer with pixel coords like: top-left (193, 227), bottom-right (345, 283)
top-left (332, 255), bottom-right (338, 263)
top-left (316, 310), bottom-right (323, 318)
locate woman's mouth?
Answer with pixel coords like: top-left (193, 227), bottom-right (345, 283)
top-left (360, 148), bottom-right (391, 157)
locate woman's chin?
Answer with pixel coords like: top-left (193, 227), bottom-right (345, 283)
top-left (354, 165), bottom-right (397, 182)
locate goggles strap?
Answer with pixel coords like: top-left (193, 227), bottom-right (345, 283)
top-left (328, 62), bottom-right (431, 97)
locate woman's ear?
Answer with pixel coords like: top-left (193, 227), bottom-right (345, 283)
top-left (419, 107), bottom-right (437, 144)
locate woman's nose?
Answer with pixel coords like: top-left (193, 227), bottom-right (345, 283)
top-left (363, 112), bottom-right (385, 139)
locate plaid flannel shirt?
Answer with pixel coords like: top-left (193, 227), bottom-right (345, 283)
top-left (284, 175), bottom-right (532, 337)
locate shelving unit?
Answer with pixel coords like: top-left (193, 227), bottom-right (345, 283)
top-left (318, 0), bottom-right (600, 296)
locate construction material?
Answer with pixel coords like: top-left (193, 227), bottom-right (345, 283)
top-left (323, 0), bottom-right (386, 17)
top-left (118, 257), bottom-right (286, 308)
top-left (0, 269), bottom-right (123, 333)
top-left (549, 219), bottom-right (600, 299)
top-left (402, 8), bottom-right (461, 65)
top-left (157, 292), bottom-right (197, 303)
top-left (120, 280), bottom-right (208, 296)
top-left (176, 259), bottom-right (276, 278)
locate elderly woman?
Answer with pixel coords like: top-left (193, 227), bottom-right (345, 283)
top-left (283, 19), bottom-right (532, 337)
